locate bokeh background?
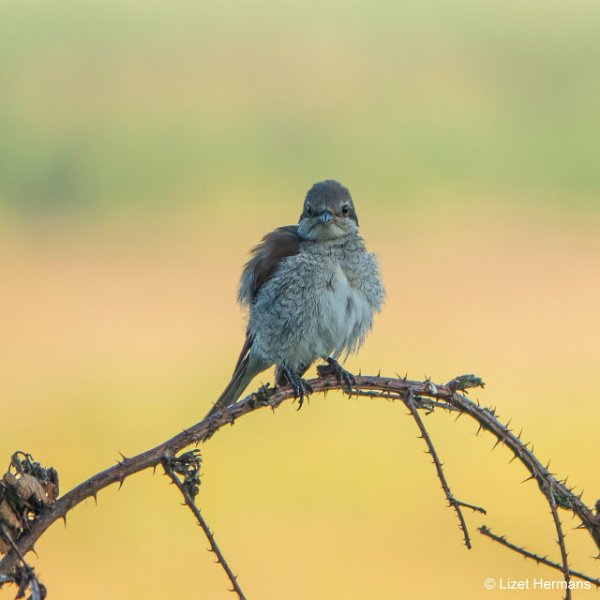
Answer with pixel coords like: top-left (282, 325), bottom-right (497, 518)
top-left (2, 0), bottom-right (600, 598)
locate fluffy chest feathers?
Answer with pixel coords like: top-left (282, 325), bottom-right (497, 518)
top-left (247, 234), bottom-right (384, 369)
top-left (318, 262), bottom-right (374, 359)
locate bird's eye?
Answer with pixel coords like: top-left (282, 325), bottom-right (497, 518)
top-left (341, 204), bottom-right (350, 215)
top-left (306, 206), bottom-right (312, 216)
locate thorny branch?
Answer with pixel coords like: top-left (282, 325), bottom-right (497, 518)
top-left (479, 526), bottom-right (600, 588)
top-left (405, 388), bottom-right (486, 549)
top-left (1, 372), bottom-right (599, 598)
top-left (0, 525), bottom-right (45, 600)
top-left (162, 451), bottom-right (247, 600)
top-left (549, 495), bottom-right (572, 599)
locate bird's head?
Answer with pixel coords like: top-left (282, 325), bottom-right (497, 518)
top-left (297, 180), bottom-right (359, 241)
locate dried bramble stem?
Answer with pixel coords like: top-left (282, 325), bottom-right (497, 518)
top-left (0, 525), bottom-right (45, 600)
top-left (405, 389), bottom-right (486, 549)
top-left (162, 454), bottom-right (247, 600)
top-left (0, 372), bottom-right (598, 598)
top-left (479, 526), bottom-right (600, 588)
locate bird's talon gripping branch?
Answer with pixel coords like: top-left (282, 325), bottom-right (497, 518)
top-left (317, 357), bottom-right (356, 394)
top-left (282, 366), bottom-right (313, 409)
top-left (250, 383), bottom-right (272, 408)
top-left (296, 380), bottom-right (313, 409)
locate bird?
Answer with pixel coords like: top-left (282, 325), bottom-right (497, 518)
top-left (205, 179), bottom-right (385, 418)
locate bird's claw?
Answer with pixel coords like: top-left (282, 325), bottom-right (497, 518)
top-left (251, 383), bottom-right (272, 408)
top-left (293, 379), bottom-right (313, 410)
top-left (282, 366), bottom-right (313, 410)
top-left (317, 358), bottom-right (356, 394)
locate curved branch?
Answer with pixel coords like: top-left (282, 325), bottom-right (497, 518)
top-left (1, 371), bottom-right (599, 595)
top-left (442, 389), bottom-right (600, 549)
top-left (1, 373), bottom-right (431, 574)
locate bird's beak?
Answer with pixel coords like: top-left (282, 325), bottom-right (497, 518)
top-left (319, 210), bottom-right (333, 225)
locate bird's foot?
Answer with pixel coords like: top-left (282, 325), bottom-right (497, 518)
top-left (251, 383), bottom-right (272, 408)
top-left (282, 366), bottom-right (313, 410)
top-left (317, 357), bottom-right (356, 394)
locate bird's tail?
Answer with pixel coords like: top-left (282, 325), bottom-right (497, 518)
top-left (205, 344), bottom-right (268, 419)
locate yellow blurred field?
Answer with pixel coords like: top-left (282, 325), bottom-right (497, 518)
top-left (1, 0), bottom-right (600, 598)
top-left (2, 203), bottom-right (599, 599)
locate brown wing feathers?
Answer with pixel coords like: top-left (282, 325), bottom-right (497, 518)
top-left (227, 225), bottom-right (301, 386)
top-left (238, 225), bottom-right (301, 304)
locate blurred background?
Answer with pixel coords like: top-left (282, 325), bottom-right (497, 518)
top-left (1, 0), bottom-right (600, 598)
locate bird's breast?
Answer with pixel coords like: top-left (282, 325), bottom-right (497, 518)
top-left (317, 265), bottom-right (373, 359)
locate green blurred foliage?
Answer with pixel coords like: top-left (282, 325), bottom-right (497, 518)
top-left (1, 0), bottom-right (599, 221)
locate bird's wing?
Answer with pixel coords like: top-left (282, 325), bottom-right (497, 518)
top-left (230, 332), bottom-right (253, 376)
top-left (238, 225), bottom-right (301, 305)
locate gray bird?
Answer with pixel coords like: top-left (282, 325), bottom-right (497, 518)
top-left (205, 180), bottom-right (385, 418)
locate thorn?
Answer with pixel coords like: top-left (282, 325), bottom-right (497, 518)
top-left (521, 475), bottom-right (535, 484)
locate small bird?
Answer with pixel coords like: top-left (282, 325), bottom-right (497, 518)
top-left (205, 180), bottom-right (385, 418)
